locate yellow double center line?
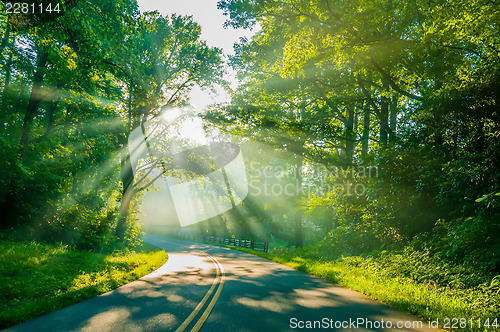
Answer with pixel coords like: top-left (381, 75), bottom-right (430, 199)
top-left (175, 253), bottom-right (225, 332)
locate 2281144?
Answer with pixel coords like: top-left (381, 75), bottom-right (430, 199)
top-left (4, 2), bottom-right (61, 14)
top-left (442, 318), bottom-right (498, 330)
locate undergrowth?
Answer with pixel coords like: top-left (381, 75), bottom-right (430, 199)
top-left (207, 240), bottom-right (500, 331)
top-left (0, 239), bottom-right (167, 329)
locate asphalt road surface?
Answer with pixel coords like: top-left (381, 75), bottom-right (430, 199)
top-left (5, 235), bottom-right (438, 331)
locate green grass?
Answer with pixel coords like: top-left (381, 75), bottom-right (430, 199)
top-left (0, 239), bottom-right (168, 329)
top-left (201, 241), bottom-right (499, 331)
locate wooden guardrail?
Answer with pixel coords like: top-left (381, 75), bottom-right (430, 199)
top-left (177, 232), bottom-right (269, 253)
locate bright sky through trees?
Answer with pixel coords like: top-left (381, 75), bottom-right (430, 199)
top-left (1, 0), bottom-right (499, 326)
top-left (137, 0), bottom-right (255, 110)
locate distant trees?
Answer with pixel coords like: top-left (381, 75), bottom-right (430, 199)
top-left (105, 11), bottom-right (225, 238)
top-left (208, 0), bottom-right (499, 268)
top-left (1, 0), bottom-right (139, 243)
top-left (0, 0), bottom-right (224, 248)
top-left (1, 0), bottom-right (498, 267)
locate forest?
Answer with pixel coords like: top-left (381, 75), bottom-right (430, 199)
top-left (0, 0), bottom-right (499, 327)
top-left (200, 0), bottom-right (500, 272)
top-left (0, 0), bottom-right (225, 249)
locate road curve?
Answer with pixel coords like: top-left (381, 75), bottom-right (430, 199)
top-left (5, 235), bottom-right (438, 331)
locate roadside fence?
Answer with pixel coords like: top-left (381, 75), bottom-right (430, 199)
top-left (176, 232), bottom-right (269, 253)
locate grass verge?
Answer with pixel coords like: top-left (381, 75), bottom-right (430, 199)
top-left (195, 240), bottom-right (499, 332)
top-left (0, 239), bottom-right (168, 329)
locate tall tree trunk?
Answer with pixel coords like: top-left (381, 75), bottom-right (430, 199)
top-left (44, 99), bottom-right (59, 135)
top-left (0, 21), bottom-right (12, 111)
top-left (389, 97), bottom-right (398, 144)
top-left (379, 78), bottom-right (389, 147)
top-left (360, 73), bottom-right (372, 158)
top-left (116, 90), bottom-right (136, 239)
top-left (0, 23), bottom-right (14, 227)
top-left (294, 154), bottom-right (303, 248)
top-left (344, 103), bottom-right (355, 165)
top-left (21, 49), bottom-right (49, 159)
top-left (116, 151), bottom-right (135, 239)
top-left (382, 0), bottom-right (395, 147)
top-left (1, 55), bottom-right (12, 114)
top-left (362, 105), bottom-right (370, 158)
top-left (0, 20), bottom-right (10, 56)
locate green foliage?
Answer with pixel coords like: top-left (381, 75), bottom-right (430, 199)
top-left (211, 0), bottom-right (500, 271)
top-left (121, 191), bottom-right (145, 250)
top-left (0, 0), bottom-right (225, 250)
top-left (0, 0), bottom-right (136, 243)
top-left (36, 191), bottom-right (119, 250)
top-left (231, 244), bottom-right (499, 331)
top-left (0, 238), bottom-right (167, 329)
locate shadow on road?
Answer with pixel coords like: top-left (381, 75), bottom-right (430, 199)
top-left (6, 236), bottom-right (434, 332)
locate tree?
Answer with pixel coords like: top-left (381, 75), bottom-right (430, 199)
top-left (106, 12), bottom-right (225, 238)
top-left (211, 0), bottom-right (500, 262)
top-left (0, 0), bottom-right (140, 233)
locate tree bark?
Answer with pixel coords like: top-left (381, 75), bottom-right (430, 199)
top-left (389, 97), bottom-right (398, 144)
top-left (344, 103), bottom-right (355, 164)
top-left (1, 54), bottom-right (12, 114)
top-left (44, 99), bottom-right (59, 135)
top-left (379, 78), bottom-right (390, 147)
top-left (116, 89), bottom-right (136, 239)
top-left (294, 154), bottom-right (304, 248)
top-left (21, 49), bottom-right (49, 159)
top-left (0, 20), bottom-right (10, 56)
top-left (116, 151), bottom-right (135, 239)
top-left (362, 105), bottom-right (370, 158)
top-left (0, 21), bottom-right (12, 110)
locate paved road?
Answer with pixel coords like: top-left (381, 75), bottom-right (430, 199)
top-left (5, 235), bottom-right (438, 331)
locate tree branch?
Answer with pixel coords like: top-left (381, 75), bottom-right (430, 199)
top-left (369, 59), bottom-right (424, 101)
